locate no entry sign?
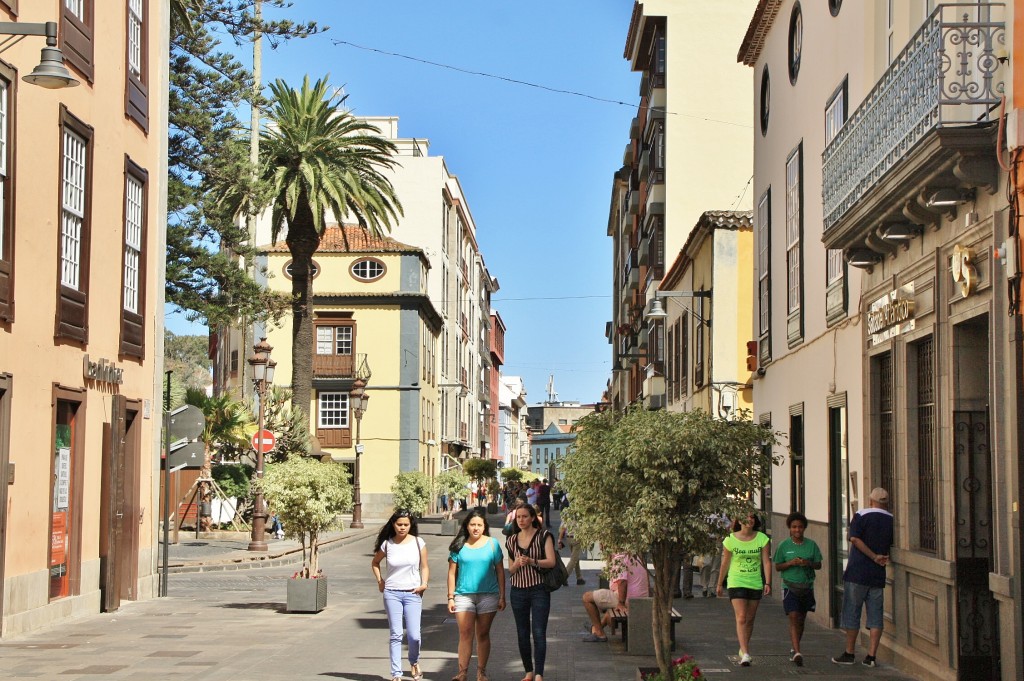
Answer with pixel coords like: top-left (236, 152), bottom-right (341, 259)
top-left (251, 429), bottom-right (276, 454)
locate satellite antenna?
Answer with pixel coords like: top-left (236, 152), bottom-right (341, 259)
top-left (546, 374), bottom-right (558, 404)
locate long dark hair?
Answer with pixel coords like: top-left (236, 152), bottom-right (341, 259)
top-left (509, 501), bottom-right (541, 534)
top-left (731, 513), bottom-right (763, 533)
top-left (374, 509), bottom-right (418, 552)
top-left (449, 509), bottom-right (490, 553)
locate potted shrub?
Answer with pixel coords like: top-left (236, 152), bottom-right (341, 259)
top-left (391, 471), bottom-right (431, 517)
top-left (434, 468), bottom-right (470, 535)
top-left (462, 457), bottom-right (497, 508)
top-left (256, 455), bottom-right (352, 612)
top-left (562, 408), bottom-right (780, 680)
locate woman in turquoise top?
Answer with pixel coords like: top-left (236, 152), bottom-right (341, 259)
top-left (715, 513), bottom-right (771, 667)
top-left (447, 509), bottom-right (505, 681)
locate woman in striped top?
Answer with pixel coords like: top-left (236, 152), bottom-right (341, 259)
top-left (505, 503), bottom-right (557, 681)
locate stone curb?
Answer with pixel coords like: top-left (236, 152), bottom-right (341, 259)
top-left (166, 527), bottom-right (379, 574)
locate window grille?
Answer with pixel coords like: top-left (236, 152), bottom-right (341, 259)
top-left (916, 337), bottom-right (936, 551)
top-left (61, 130), bottom-right (87, 289)
top-left (123, 175), bottom-right (143, 313)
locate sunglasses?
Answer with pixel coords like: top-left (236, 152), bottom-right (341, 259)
top-left (396, 509), bottom-right (412, 518)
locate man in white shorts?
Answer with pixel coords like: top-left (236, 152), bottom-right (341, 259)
top-left (581, 553), bottom-right (649, 642)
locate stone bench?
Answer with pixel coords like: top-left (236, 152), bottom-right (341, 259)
top-left (608, 601), bottom-right (681, 654)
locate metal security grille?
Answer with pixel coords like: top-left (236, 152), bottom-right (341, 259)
top-left (61, 130), bottom-right (87, 290)
top-left (878, 352), bottom-right (895, 501)
top-left (123, 175), bottom-right (143, 313)
top-left (917, 337), bottom-right (936, 551)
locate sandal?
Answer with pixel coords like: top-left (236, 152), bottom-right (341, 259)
top-left (411, 663), bottom-right (423, 681)
top-left (477, 669), bottom-right (489, 681)
top-left (452, 667), bottom-right (468, 681)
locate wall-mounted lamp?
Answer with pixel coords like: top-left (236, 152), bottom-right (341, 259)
top-left (845, 248), bottom-right (882, 269)
top-left (0, 22), bottom-right (80, 89)
top-left (926, 187), bottom-right (975, 208)
top-left (879, 223), bottom-right (924, 243)
top-left (645, 290), bottom-right (712, 325)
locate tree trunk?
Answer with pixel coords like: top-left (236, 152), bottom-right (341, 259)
top-left (285, 203), bottom-right (320, 422)
top-left (199, 443), bottom-right (213, 532)
top-left (651, 542), bottom-right (681, 678)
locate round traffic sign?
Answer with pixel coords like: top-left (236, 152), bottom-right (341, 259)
top-left (251, 429), bottom-right (276, 453)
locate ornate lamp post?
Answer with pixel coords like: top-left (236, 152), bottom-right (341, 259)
top-left (349, 378), bottom-right (370, 529)
top-left (247, 337), bottom-right (276, 551)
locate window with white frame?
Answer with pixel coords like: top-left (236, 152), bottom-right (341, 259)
top-left (61, 129), bottom-right (87, 290)
top-left (123, 175), bottom-right (143, 313)
top-left (65, 0), bottom-right (85, 20)
top-left (316, 325), bottom-right (353, 355)
top-left (786, 147), bottom-right (802, 315)
top-left (757, 190), bottom-right (771, 338)
top-left (318, 392), bottom-right (349, 428)
top-left (127, 0), bottom-right (143, 78)
top-left (825, 83), bottom-right (847, 285)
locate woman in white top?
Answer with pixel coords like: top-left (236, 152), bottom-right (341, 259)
top-left (372, 509), bottom-right (429, 681)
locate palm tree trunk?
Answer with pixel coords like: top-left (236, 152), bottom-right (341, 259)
top-left (286, 203), bottom-right (319, 422)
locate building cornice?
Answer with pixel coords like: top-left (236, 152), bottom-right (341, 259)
top-left (737, 0), bottom-right (783, 66)
top-left (313, 292), bottom-right (443, 331)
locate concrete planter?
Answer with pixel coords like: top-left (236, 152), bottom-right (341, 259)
top-left (286, 577), bottom-right (327, 613)
top-left (441, 518), bottom-right (459, 536)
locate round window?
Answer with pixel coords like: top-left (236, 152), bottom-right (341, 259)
top-left (788, 2), bottom-right (803, 85)
top-left (759, 65), bottom-right (770, 137)
top-left (351, 257), bottom-right (386, 282)
top-left (282, 258), bottom-right (321, 280)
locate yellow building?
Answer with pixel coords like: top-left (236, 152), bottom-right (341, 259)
top-left (654, 211), bottom-right (753, 418)
top-left (259, 226), bottom-right (441, 517)
top-left (0, 3), bottom-right (168, 635)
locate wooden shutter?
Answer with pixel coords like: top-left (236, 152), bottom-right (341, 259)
top-left (119, 158), bottom-right (147, 358)
top-left (125, 0), bottom-right (148, 131)
top-left (55, 108), bottom-right (93, 344)
top-left (0, 62), bottom-right (14, 323)
top-left (61, 0), bottom-right (94, 83)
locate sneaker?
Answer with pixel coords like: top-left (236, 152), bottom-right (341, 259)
top-left (791, 652), bottom-right (803, 667)
top-left (740, 653), bottom-right (752, 667)
top-left (576, 578), bottom-right (586, 585)
top-left (862, 655), bottom-right (877, 667)
top-left (832, 651), bottom-right (856, 665)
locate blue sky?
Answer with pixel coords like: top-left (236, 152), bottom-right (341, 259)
top-left (168, 0), bottom-right (641, 404)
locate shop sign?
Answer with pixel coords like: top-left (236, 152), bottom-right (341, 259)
top-left (868, 283), bottom-right (915, 345)
top-left (951, 244), bottom-right (978, 299)
top-left (83, 354), bottom-right (124, 386)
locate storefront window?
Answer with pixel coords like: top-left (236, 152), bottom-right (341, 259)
top-left (50, 403), bottom-right (75, 599)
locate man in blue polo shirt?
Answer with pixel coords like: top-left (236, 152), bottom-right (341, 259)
top-left (832, 487), bottom-right (894, 668)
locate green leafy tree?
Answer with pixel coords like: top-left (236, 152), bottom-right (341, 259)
top-left (500, 467), bottom-right (525, 484)
top-left (164, 330), bottom-right (212, 406)
top-left (462, 458), bottom-right (498, 506)
top-left (256, 457), bottom-right (352, 577)
top-left (167, 1), bottom-right (320, 327)
top-left (259, 75), bottom-right (402, 417)
top-left (434, 469), bottom-right (470, 520)
top-left (562, 408), bottom-right (781, 678)
top-left (391, 472), bottom-right (432, 517)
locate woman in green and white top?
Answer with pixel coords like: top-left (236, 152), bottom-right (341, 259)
top-left (716, 513), bottom-right (771, 667)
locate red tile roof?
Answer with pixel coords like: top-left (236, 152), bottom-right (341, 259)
top-left (263, 224), bottom-right (421, 254)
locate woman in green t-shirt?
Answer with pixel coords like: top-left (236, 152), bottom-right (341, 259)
top-left (715, 513), bottom-right (771, 667)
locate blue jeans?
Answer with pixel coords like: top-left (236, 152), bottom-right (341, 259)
top-left (510, 585), bottom-right (550, 676)
top-left (383, 589), bottom-right (422, 677)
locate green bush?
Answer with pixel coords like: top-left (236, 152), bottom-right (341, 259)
top-left (434, 468), bottom-right (470, 519)
top-left (212, 462), bottom-right (254, 500)
top-left (256, 456), bottom-right (352, 577)
top-left (391, 471), bottom-right (431, 517)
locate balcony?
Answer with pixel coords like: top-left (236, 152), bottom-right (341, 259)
top-left (628, 189), bottom-right (640, 216)
top-left (313, 351), bottom-right (368, 379)
top-left (822, 3), bottom-right (1004, 252)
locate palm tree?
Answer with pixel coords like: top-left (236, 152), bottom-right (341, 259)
top-left (184, 387), bottom-right (255, 529)
top-left (260, 75), bottom-right (402, 418)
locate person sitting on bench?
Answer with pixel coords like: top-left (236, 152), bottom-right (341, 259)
top-left (581, 553), bottom-right (648, 642)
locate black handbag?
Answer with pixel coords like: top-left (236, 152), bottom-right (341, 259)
top-left (537, 531), bottom-right (569, 592)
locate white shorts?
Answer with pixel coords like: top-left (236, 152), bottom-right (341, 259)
top-left (453, 592), bottom-right (500, 614)
top-left (592, 589), bottom-right (618, 610)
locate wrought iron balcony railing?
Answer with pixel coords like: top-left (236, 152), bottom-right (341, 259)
top-left (822, 3), bottom-right (1005, 233)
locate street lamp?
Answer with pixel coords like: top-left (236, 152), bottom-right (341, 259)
top-left (0, 22), bottom-right (80, 89)
top-left (349, 378), bottom-right (370, 529)
top-left (247, 337), bottom-right (275, 551)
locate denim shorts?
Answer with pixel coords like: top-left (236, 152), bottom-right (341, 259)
top-left (840, 581), bottom-right (884, 630)
top-left (453, 592), bottom-right (500, 614)
top-left (727, 587), bottom-right (762, 601)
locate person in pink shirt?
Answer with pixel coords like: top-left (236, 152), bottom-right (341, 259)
top-left (581, 553), bottom-right (649, 641)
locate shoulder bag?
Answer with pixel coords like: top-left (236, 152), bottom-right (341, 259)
top-left (537, 531), bottom-right (569, 592)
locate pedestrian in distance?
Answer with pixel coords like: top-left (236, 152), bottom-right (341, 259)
top-left (773, 512), bottom-right (822, 666)
top-left (716, 512), bottom-right (772, 667)
top-left (371, 509), bottom-right (428, 681)
top-left (536, 478), bottom-right (552, 528)
top-left (832, 487), bottom-right (894, 668)
top-left (700, 512), bottom-right (730, 597)
top-left (447, 509), bottom-right (506, 681)
top-left (506, 502), bottom-right (557, 681)
top-left (581, 552), bottom-right (649, 641)
top-left (556, 499), bottom-right (585, 585)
